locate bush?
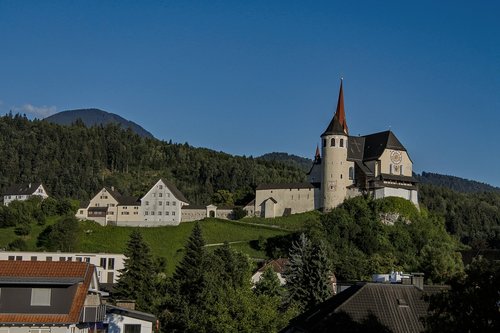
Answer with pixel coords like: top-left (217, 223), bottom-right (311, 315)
top-left (8, 238), bottom-right (27, 250)
top-left (14, 224), bottom-right (31, 236)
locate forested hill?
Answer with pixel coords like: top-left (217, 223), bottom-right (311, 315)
top-left (258, 152), bottom-right (312, 172)
top-left (45, 108), bottom-right (155, 139)
top-left (0, 114), bottom-right (305, 204)
top-left (417, 171), bottom-right (500, 193)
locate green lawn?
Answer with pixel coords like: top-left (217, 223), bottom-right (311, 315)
top-left (240, 210), bottom-right (321, 231)
top-left (0, 213), bottom-right (313, 275)
top-left (77, 218), bottom-right (290, 274)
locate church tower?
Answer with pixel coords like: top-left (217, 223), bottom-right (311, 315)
top-left (321, 80), bottom-right (350, 211)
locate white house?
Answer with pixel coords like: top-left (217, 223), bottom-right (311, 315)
top-left (105, 305), bottom-right (156, 333)
top-left (2, 182), bottom-right (49, 206)
top-left (140, 179), bottom-right (189, 226)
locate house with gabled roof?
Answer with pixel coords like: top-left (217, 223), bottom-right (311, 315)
top-left (253, 80), bottom-right (418, 218)
top-left (281, 274), bottom-right (446, 333)
top-left (2, 182), bottom-right (49, 206)
top-left (0, 260), bottom-right (105, 333)
top-left (140, 179), bottom-right (189, 226)
top-left (76, 187), bottom-right (141, 226)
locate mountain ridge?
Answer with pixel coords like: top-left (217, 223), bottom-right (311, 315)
top-left (44, 108), bottom-right (155, 139)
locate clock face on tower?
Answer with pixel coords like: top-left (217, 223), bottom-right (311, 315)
top-left (390, 150), bottom-right (402, 164)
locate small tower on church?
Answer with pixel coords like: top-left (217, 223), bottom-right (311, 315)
top-left (321, 80), bottom-right (350, 211)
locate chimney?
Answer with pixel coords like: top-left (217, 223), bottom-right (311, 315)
top-left (111, 186), bottom-right (115, 192)
top-left (411, 273), bottom-right (424, 290)
top-left (116, 300), bottom-right (135, 310)
top-left (28, 183), bottom-right (32, 188)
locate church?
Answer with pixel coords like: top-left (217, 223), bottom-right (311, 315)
top-left (249, 81), bottom-right (418, 218)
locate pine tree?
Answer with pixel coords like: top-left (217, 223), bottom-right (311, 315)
top-left (114, 230), bottom-right (156, 312)
top-left (284, 233), bottom-right (333, 310)
top-left (255, 266), bottom-right (283, 298)
top-left (172, 222), bottom-right (206, 303)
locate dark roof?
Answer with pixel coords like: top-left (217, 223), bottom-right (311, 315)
top-left (283, 283), bottom-right (446, 333)
top-left (117, 195), bottom-right (141, 206)
top-left (363, 131), bottom-right (406, 160)
top-left (256, 182), bottom-right (318, 190)
top-left (103, 187), bottom-right (123, 202)
top-left (159, 179), bottom-right (189, 204)
top-left (88, 206), bottom-right (108, 212)
top-left (379, 173), bottom-right (418, 183)
top-left (322, 113), bottom-right (347, 136)
top-left (106, 305), bottom-right (156, 323)
top-left (3, 183), bottom-right (44, 196)
top-left (347, 136), bottom-right (366, 161)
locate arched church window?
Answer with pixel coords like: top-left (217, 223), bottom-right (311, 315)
top-left (349, 167), bottom-right (354, 180)
top-left (331, 138), bottom-right (335, 146)
top-left (340, 139), bottom-right (344, 147)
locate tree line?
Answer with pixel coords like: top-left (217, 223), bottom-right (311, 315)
top-left (0, 113), bottom-right (305, 205)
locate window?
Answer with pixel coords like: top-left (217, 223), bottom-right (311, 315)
top-left (31, 288), bottom-right (51, 306)
top-left (79, 210), bottom-right (84, 214)
top-left (76, 257), bottom-right (82, 262)
top-left (8, 256), bottom-right (14, 261)
top-left (124, 324), bottom-right (141, 333)
top-left (349, 167), bottom-right (354, 180)
top-left (159, 201), bottom-right (162, 206)
top-left (145, 211), bottom-right (149, 215)
top-left (151, 211), bottom-right (155, 215)
top-left (340, 139), bottom-right (344, 147)
top-left (59, 257), bottom-right (66, 261)
top-left (331, 138), bottom-right (335, 146)
top-left (172, 212), bottom-right (175, 216)
top-left (100, 258), bottom-right (107, 269)
top-left (145, 201), bottom-right (149, 206)
top-left (159, 192), bottom-right (163, 197)
top-left (67, 257), bottom-right (72, 261)
top-left (16, 256), bottom-right (22, 261)
top-left (323, 139), bottom-right (326, 147)
top-left (166, 201), bottom-right (169, 206)
top-left (123, 206), bottom-right (127, 209)
top-left (46, 256), bottom-right (52, 261)
top-left (173, 202), bottom-right (176, 206)
top-left (158, 211), bottom-right (162, 215)
top-left (166, 212), bottom-right (169, 215)
top-left (108, 258), bottom-right (115, 269)
top-left (85, 257), bottom-right (90, 263)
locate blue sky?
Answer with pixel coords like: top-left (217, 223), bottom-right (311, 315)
top-left (1, 1), bottom-right (499, 187)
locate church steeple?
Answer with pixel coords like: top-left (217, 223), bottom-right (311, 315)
top-left (322, 79), bottom-right (349, 136)
top-left (314, 144), bottom-right (321, 162)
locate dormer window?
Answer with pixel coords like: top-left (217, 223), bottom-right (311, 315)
top-left (31, 288), bottom-right (51, 306)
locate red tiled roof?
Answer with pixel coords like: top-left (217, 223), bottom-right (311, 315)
top-left (0, 261), bottom-right (94, 324)
top-left (258, 258), bottom-right (289, 274)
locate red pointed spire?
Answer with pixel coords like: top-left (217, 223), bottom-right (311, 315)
top-left (321, 79), bottom-right (349, 137)
top-left (336, 79), bottom-right (348, 135)
top-left (315, 144), bottom-right (321, 161)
